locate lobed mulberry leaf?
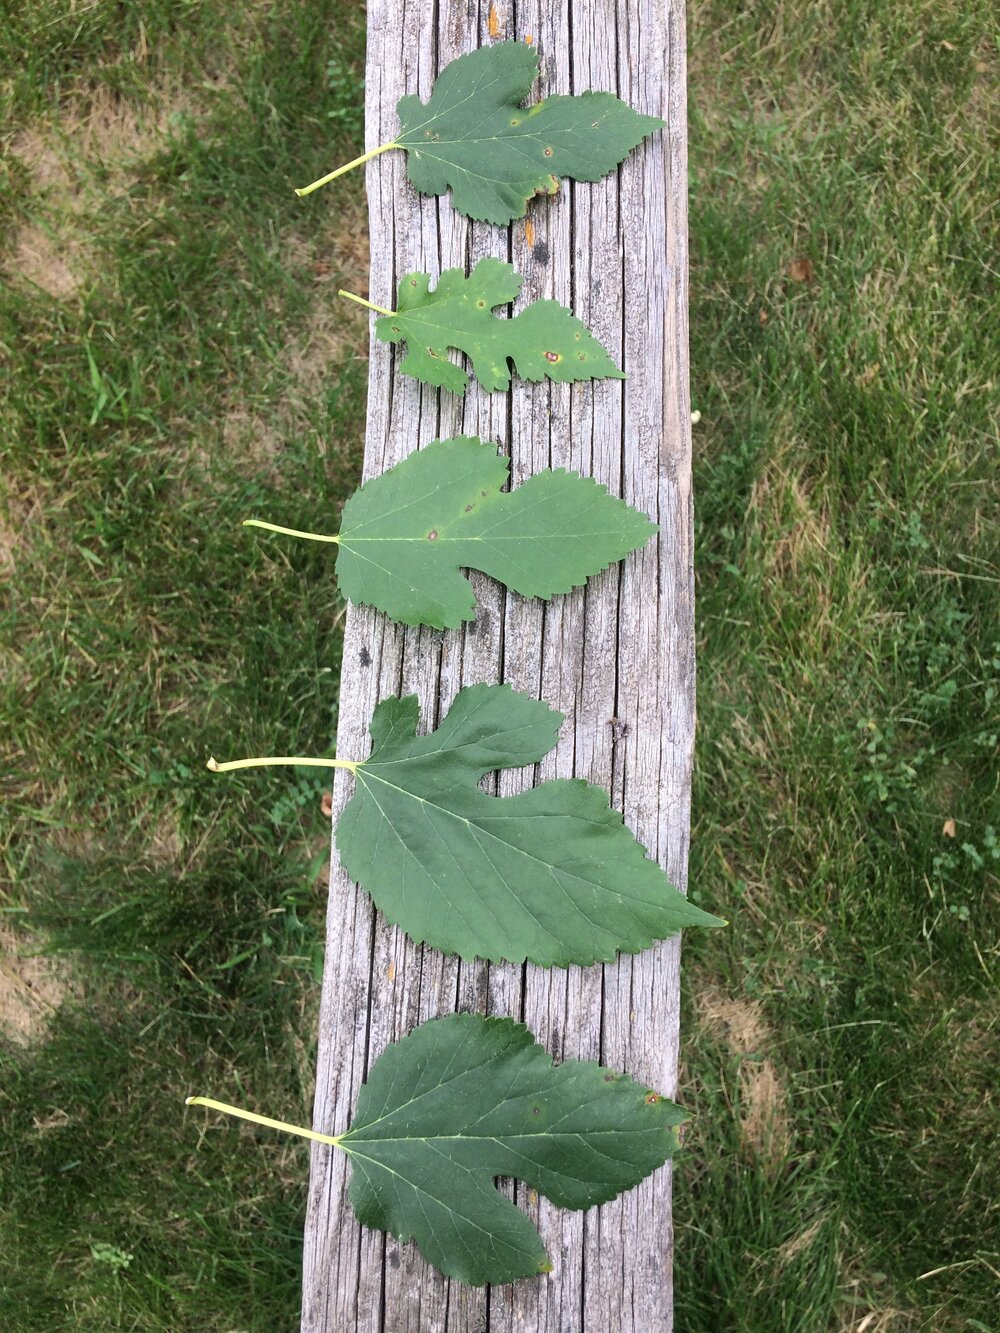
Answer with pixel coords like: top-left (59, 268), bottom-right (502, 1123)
top-left (336, 683), bottom-right (725, 966)
top-left (248, 437), bottom-right (657, 629)
top-left (372, 258), bottom-right (623, 395)
top-left (341, 1013), bottom-right (687, 1284)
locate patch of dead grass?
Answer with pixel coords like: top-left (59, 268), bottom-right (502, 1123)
top-left (5, 84), bottom-right (200, 299)
top-left (284, 207), bottom-right (370, 397)
top-left (698, 987), bottom-right (793, 1168)
top-left (0, 923), bottom-right (72, 1047)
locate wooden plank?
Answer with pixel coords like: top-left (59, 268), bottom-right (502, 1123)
top-left (301, 1), bottom-right (693, 1328)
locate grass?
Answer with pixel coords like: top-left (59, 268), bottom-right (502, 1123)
top-left (677, 3), bottom-right (998, 1329)
top-left (1, 1), bottom-right (996, 1330)
top-left (1, 3), bottom-right (366, 1329)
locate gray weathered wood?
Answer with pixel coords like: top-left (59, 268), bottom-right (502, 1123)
top-left (301, 1), bottom-right (693, 1328)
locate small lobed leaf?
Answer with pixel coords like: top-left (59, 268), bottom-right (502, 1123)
top-left (343, 1012), bottom-right (686, 1285)
top-left (334, 436), bottom-right (657, 628)
top-left (336, 683), bottom-right (725, 965)
top-left (375, 258), bottom-right (624, 395)
top-left (394, 41), bottom-right (663, 224)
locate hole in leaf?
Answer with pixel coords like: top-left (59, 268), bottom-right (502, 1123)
top-left (544, 351), bottom-right (561, 362)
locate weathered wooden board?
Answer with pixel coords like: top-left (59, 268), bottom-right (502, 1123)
top-left (301, 1), bottom-right (693, 1328)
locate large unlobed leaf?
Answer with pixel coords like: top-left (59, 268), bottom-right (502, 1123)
top-left (332, 436), bottom-right (656, 628)
top-left (337, 683), bottom-right (724, 965)
top-left (375, 258), bottom-right (623, 395)
top-left (394, 41), bottom-right (663, 224)
top-left (342, 1012), bottom-right (685, 1285)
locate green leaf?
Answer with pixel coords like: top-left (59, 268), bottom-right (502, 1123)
top-left (372, 258), bottom-right (624, 396)
top-left (342, 1012), bottom-right (685, 1285)
top-left (331, 436), bottom-right (656, 628)
top-left (394, 41), bottom-right (662, 225)
top-left (337, 683), bottom-right (724, 965)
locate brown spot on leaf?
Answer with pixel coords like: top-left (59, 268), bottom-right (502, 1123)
top-left (544, 350), bottom-right (561, 362)
top-left (543, 146), bottom-right (553, 157)
top-left (427, 530), bottom-right (438, 540)
top-left (464, 504), bottom-right (474, 512)
top-left (645, 1092), bottom-right (662, 1104)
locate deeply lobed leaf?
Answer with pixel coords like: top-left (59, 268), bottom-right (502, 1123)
top-left (334, 436), bottom-right (657, 628)
top-left (336, 683), bottom-right (724, 965)
top-left (343, 1013), bottom-right (686, 1284)
top-left (394, 42), bottom-right (663, 224)
top-left (376, 258), bottom-right (624, 395)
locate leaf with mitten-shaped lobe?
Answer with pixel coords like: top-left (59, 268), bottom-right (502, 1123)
top-left (336, 683), bottom-right (724, 965)
top-left (342, 1013), bottom-right (687, 1284)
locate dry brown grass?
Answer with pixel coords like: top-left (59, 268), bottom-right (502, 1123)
top-left (0, 922), bottom-right (73, 1046)
top-left (5, 84), bottom-right (201, 299)
top-left (697, 987), bottom-right (793, 1168)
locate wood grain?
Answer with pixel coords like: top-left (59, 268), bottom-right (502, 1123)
top-left (301, 2), bottom-right (693, 1328)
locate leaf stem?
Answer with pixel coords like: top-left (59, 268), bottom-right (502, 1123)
top-left (339, 289), bottom-right (397, 318)
top-left (295, 141), bottom-right (400, 197)
top-left (206, 755), bottom-right (358, 774)
top-left (242, 518), bottom-right (340, 545)
top-left (185, 1096), bottom-right (343, 1148)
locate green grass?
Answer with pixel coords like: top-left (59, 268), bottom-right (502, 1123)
top-left (1, 2), bottom-right (996, 1329)
top-left (2, 3), bottom-right (366, 1329)
top-left (677, 4), bottom-right (998, 1330)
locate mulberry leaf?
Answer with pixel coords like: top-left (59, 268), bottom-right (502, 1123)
top-left (367, 258), bottom-right (623, 396)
